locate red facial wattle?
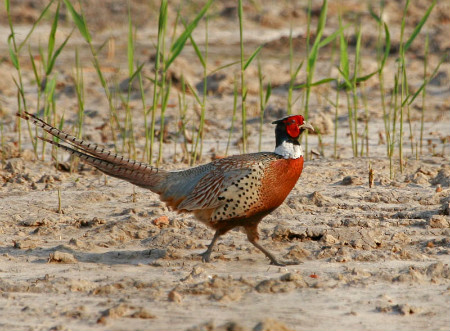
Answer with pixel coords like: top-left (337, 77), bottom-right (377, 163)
top-left (284, 115), bottom-right (304, 138)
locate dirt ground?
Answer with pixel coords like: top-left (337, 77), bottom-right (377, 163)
top-left (1, 1), bottom-right (450, 331)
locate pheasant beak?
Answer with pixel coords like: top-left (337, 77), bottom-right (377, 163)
top-left (299, 121), bottom-right (314, 132)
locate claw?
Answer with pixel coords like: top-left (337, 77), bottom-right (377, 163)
top-left (200, 250), bottom-right (212, 263)
top-left (269, 259), bottom-right (302, 267)
top-left (199, 251), bottom-right (211, 263)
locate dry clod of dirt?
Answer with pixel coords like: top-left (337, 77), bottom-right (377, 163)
top-left (431, 167), bottom-right (450, 187)
top-left (97, 303), bottom-right (129, 324)
top-left (18, 217), bottom-right (53, 227)
top-left (341, 175), bottom-right (364, 186)
top-left (304, 191), bottom-right (332, 206)
top-left (253, 318), bottom-right (295, 331)
top-left (255, 273), bottom-right (307, 293)
top-left (129, 308), bottom-right (156, 319)
top-left (186, 318), bottom-right (294, 331)
top-left (168, 289), bottom-right (183, 303)
top-left (187, 321), bottom-right (249, 331)
top-left (13, 238), bottom-right (38, 250)
top-left (320, 233), bottom-right (339, 244)
top-left (74, 217), bottom-right (106, 228)
top-left (377, 303), bottom-right (422, 316)
top-left (285, 244), bottom-right (311, 260)
top-left (48, 251), bottom-right (78, 263)
top-left (153, 215), bottom-right (170, 228)
top-left (429, 215), bottom-right (450, 228)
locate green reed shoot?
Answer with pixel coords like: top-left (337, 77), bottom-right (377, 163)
top-left (360, 81), bottom-right (370, 156)
top-left (226, 78), bottom-right (239, 156)
top-left (352, 26), bottom-right (362, 157)
top-left (148, 0), bottom-right (212, 165)
top-left (63, 0), bottom-right (120, 153)
top-left (188, 15), bottom-right (209, 164)
top-left (177, 76), bottom-right (189, 162)
top-left (396, 0), bottom-right (436, 173)
top-left (127, 5), bottom-right (135, 80)
top-left (156, 5), bottom-right (168, 166)
top-left (287, 27), bottom-right (303, 115)
top-left (370, 4), bottom-right (391, 160)
top-left (73, 49), bottom-right (84, 139)
top-left (257, 59), bottom-right (272, 152)
top-left (6, 0), bottom-right (56, 154)
top-left (337, 18), bottom-right (378, 158)
top-left (420, 33), bottom-right (429, 155)
top-left (302, 0), bottom-right (328, 159)
top-left (295, 0), bottom-right (343, 157)
top-left (397, 0), bottom-right (409, 173)
top-left (149, 0), bottom-right (167, 164)
top-left (44, 1), bottom-right (72, 82)
top-left (238, 0), bottom-right (248, 153)
top-left (123, 3), bottom-right (137, 159)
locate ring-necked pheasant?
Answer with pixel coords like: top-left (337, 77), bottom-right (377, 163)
top-left (18, 112), bottom-right (313, 266)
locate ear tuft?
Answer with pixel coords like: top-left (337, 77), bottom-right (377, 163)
top-left (272, 115), bottom-right (304, 125)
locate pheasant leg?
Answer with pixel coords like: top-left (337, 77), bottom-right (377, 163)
top-left (200, 230), bottom-right (221, 263)
top-left (245, 224), bottom-right (300, 266)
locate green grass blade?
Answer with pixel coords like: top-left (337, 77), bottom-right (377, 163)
top-left (244, 45), bottom-right (263, 70)
top-left (318, 23), bottom-right (349, 48)
top-left (29, 47), bottom-right (41, 87)
top-left (63, 0), bottom-right (91, 43)
top-left (188, 31), bottom-right (206, 68)
top-left (337, 67), bottom-right (352, 89)
top-left (338, 15), bottom-right (349, 79)
top-left (186, 81), bottom-right (202, 105)
top-left (307, 0), bottom-right (327, 73)
top-left (129, 62), bottom-right (145, 83)
top-left (406, 53), bottom-right (447, 106)
top-left (294, 77), bottom-right (335, 89)
top-left (181, 17), bottom-right (206, 69)
top-left (292, 60), bottom-right (304, 80)
top-left (208, 60), bottom-right (240, 75)
top-left (166, 0), bottom-right (213, 69)
top-left (158, 0), bottom-right (168, 33)
top-left (404, 0), bottom-right (436, 52)
top-left (127, 3), bottom-right (134, 77)
top-left (368, 4), bottom-right (382, 24)
top-left (352, 26), bottom-right (362, 85)
top-left (265, 82), bottom-right (272, 105)
top-left (355, 70), bottom-right (378, 83)
top-left (38, 44), bottom-right (46, 70)
top-left (380, 22), bottom-right (390, 70)
top-left (46, 29), bottom-right (73, 76)
top-left (47, 0), bottom-right (60, 68)
top-left (7, 35), bottom-right (19, 69)
top-left (16, 0), bottom-right (54, 53)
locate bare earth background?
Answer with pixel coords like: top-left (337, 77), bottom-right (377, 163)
top-left (1, 1), bottom-right (450, 331)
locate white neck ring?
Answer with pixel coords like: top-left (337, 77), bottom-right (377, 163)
top-left (274, 141), bottom-right (303, 159)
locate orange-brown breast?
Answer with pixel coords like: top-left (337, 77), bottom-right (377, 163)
top-left (253, 156), bottom-right (304, 214)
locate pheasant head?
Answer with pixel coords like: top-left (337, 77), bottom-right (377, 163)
top-left (272, 115), bottom-right (314, 159)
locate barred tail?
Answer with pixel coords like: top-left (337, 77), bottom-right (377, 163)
top-left (18, 111), bottom-right (150, 171)
top-left (18, 112), bottom-right (168, 193)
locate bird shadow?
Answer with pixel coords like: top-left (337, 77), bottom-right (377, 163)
top-left (0, 244), bottom-right (167, 266)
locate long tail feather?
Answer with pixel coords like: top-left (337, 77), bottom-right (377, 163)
top-left (18, 112), bottom-right (168, 192)
top-left (18, 111), bottom-right (148, 172)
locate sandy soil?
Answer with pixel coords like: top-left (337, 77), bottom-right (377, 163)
top-left (1, 1), bottom-right (450, 330)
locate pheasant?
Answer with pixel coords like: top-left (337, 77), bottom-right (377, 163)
top-left (18, 112), bottom-right (313, 266)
